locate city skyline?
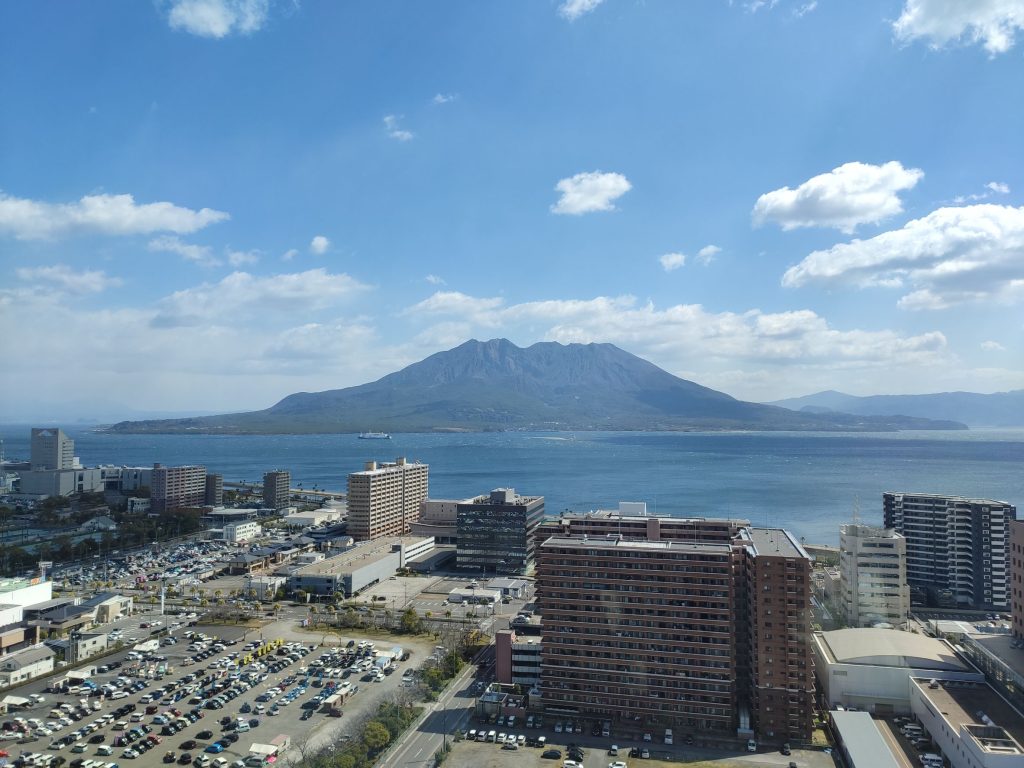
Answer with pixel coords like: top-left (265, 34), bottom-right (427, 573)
top-left (2, 1), bottom-right (1023, 418)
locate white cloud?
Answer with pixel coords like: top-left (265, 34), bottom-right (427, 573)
top-left (696, 245), bottom-right (721, 265)
top-left (403, 290), bottom-right (957, 400)
top-left (166, 0), bottom-right (270, 39)
top-left (987, 181), bottom-right (1011, 194)
top-left (753, 161), bottom-right (924, 233)
top-left (383, 115), bottom-right (414, 142)
top-left (432, 93), bottom-right (457, 105)
top-left (551, 171), bottom-right (632, 215)
top-left (425, 274), bottom-right (446, 285)
top-left (282, 248), bottom-right (299, 261)
top-left (893, 0), bottom-right (1024, 55)
top-left (783, 204), bottom-right (1024, 310)
top-left (226, 248), bottom-right (260, 266)
top-left (16, 264), bottom-right (122, 295)
top-left (794, 1), bottom-right (817, 16)
top-left (148, 235), bottom-right (220, 267)
top-left (659, 253), bottom-right (686, 272)
top-left (558, 0), bottom-right (605, 21)
top-left (310, 235), bottom-right (330, 255)
top-left (152, 268), bottom-right (369, 328)
top-left (981, 340), bottom-right (1006, 351)
top-left (0, 191), bottom-right (229, 240)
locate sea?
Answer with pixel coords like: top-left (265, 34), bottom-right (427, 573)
top-left (2, 426), bottom-right (1022, 546)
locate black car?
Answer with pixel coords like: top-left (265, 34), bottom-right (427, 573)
top-left (178, 754), bottom-right (192, 765)
top-left (89, 735), bottom-right (105, 744)
top-left (541, 750), bottom-right (562, 760)
top-left (224, 733), bottom-right (239, 744)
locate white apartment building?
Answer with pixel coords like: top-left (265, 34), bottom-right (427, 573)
top-left (840, 524), bottom-right (910, 628)
top-left (223, 520), bottom-right (262, 543)
top-left (346, 458), bottom-right (428, 540)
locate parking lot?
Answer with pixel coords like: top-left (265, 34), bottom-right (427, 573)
top-left (0, 620), bottom-right (436, 768)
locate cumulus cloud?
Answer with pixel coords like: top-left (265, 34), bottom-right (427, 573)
top-left (151, 268), bottom-right (369, 328)
top-left (987, 181), bottom-right (1011, 194)
top-left (659, 253), bottom-right (686, 272)
top-left (981, 340), bottom-right (1006, 351)
top-left (16, 264), bottom-right (122, 295)
top-left (310, 235), bottom-right (330, 255)
top-left (551, 171), bottom-right (632, 215)
top-left (558, 0), bottom-right (605, 21)
top-left (226, 248), bottom-right (260, 266)
top-left (166, 0), bottom-right (270, 39)
top-left (0, 191), bottom-right (228, 240)
top-left (282, 248), bottom-right (299, 261)
top-left (403, 290), bottom-right (956, 399)
top-left (893, 0), bottom-right (1024, 55)
top-left (696, 245), bottom-right (721, 265)
top-left (148, 235), bottom-right (220, 267)
top-left (782, 204), bottom-right (1024, 310)
top-left (753, 161), bottom-right (924, 233)
top-left (425, 274), bottom-right (446, 285)
top-left (432, 93), bottom-right (457, 105)
top-left (383, 115), bottom-right (414, 142)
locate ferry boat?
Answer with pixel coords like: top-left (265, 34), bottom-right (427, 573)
top-left (358, 432), bottom-right (391, 439)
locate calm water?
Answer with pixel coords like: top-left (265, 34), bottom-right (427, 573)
top-left (3, 427), bottom-right (1022, 545)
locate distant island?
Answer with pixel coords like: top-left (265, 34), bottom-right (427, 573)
top-left (106, 339), bottom-right (967, 435)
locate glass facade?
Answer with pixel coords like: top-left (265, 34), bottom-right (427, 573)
top-left (456, 489), bottom-right (544, 574)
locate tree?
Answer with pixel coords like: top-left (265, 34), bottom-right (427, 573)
top-left (399, 607), bottom-right (422, 635)
top-left (363, 721), bottom-right (390, 752)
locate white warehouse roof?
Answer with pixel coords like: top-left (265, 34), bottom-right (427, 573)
top-left (818, 628), bottom-right (969, 671)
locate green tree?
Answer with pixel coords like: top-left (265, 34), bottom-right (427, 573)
top-left (363, 721), bottom-right (391, 752)
top-left (399, 607), bottom-right (422, 634)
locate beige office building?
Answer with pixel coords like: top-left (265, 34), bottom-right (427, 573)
top-left (839, 524), bottom-right (910, 628)
top-left (346, 458), bottom-right (428, 540)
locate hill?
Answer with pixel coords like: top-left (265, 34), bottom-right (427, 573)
top-left (770, 389), bottom-right (1024, 427)
top-left (106, 339), bottom-right (966, 434)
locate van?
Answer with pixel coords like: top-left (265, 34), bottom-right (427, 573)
top-left (236, 723), bottom-right (249, 734)
top-left (110, 692), bottom-right (128, 700)
top-left (664, 729), bottom-right (673, 745)
top-left (487, 730), bottom-right (497, 742)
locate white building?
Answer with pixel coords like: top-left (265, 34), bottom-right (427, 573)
top-left (910, 678), bottom-right (1024, 768)
top-left (282, 508), bottom-right (343, 528)
top-left (0, 578), bottom-right (52, 609)
top-left (0, 646), bottom-right (55, 686)
top-left (223, 520), bottom-right (262, 543)
top-left (839, 524), bottom-right (910, 628)
top-left (813, 628), bottom-right (983, 714)
top-left (447, 587), bottom-right (502, 605)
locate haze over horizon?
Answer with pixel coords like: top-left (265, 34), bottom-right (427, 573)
top-left (3, 1), bottom-right (1023, 419)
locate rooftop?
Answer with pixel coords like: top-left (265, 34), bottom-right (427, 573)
top-left (293, 537), bottom-right (429, 576)
top-left (965, 632), bottom-right (1024, 681)
top-left (1, 645), bottom-right (55, 667)
top-left (744, 527), bottom-right (811, 559)
top-left (540, 535), bottom-right (734, 555)
top-left (829, 711), bottom-right (900, 768)
top-left (816, 628), bottom-right (970, 671)
top-left (913, 678), bottom-right (1024, 754)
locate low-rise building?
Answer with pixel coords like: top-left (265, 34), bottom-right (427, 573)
top-left (81, 592), bottom-right (133, 623)
top-left (813, 628), bottom-right (983, 714)
top-left (447, 587), bottom-right (501, 605)
top-left (495, 630), bottom-right (541, 688)
top-left (829, 710), bottom-right (902, 768)
top-left (910, 677), bottom-right (1024, 768)
top-left (223, 520), bottom-right (262, 543)
top-left (0, 645), bottom-right (55, 686)
top-left (957, 632), bottom-right (1024, 714)
top-left (485, 577), bottom-right (529, 598)
top-left (287, 536), bottom-right (433, 597)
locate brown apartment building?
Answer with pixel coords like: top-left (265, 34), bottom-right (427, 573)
top-left (151, 463), bottom-right (206, 513)
top-left (346, 458), bottom-right (428, 540)
top-left (534, 513), bottom-right (814, 743)
top-left (1011, 519), bottom-right (1024, 642)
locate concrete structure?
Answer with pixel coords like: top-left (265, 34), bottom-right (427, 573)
top-left (884, 492), bottom-right (1017, 610)
top-left (17, 467), bottom-right (104, 497)
top-left (119, 466), bottom-right (152, 492)
top-left (829, 710), bottom-right (901, 768)
top-left (909, 677), bottom-right (1024, 768)
top-left (447, 587), bottom-right (501, 605)
top-left (205, 473), bottom-right (223, 506)
top-left (1011, 520), bottom-right (1023, 642)
top-left (839, 524), bottom-right (909, 628)
top-left (151, 463), bottom-right (207, 513)
top-left (0, 579), bottom-right (53, 610)
top-left (495, 629), bottom-right (541, 687)
top-left (457, 488), bottom-right (544, 574)
top-left (486, 577), bottom-right (529, 598)
top-left (282, 508), bottom-right (344, 528)
top-left (263, 470), bottom-right (290, 511)
top-left (0, 645), bottom-right (55, 686)
top-left (47, 632), bottom-right (107, 663)
top-left (30, 428), bottom-right (74, 471)
top-left (813, 628), bottom-right (983, 713)
top-left (410, 498), bottom-right (463, 544)
top-left (958, 632), bottom-right (1024, 714)
top-left (740, 528), bottom-right (816, 742)
top-left (223, 520), bottom-right (262, 543)
top-left (287, 536), bottom-right (433, 597)
top-left (535, 507), bottom-right (748, 549)
top-left (346, 458), bottom-right (428, 541)
top-left (81, 592), bottom-right (133, 623)
top-left (243, 575), bottom-right (286, 602)
top-left (127, 497), bottom-right (150, 514)
top-left (537, 535), bottom-right (737, 736)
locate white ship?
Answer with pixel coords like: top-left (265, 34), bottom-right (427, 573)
top-left (358, 431), bottom-right (392, 439)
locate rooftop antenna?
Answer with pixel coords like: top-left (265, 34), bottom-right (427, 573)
top-left (852, 494), bottom-right (861, 525)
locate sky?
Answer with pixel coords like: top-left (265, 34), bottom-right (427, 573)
top-left (2, 0), bottom-right (1023, 420)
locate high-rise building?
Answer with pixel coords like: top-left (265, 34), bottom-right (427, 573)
top-left (30, 428), bottom-right (74, 471)
top-left (151, 464), bottom-right (206, 514)
top-left (1011, 520), bottom-right (1024, 643)
top-left (346, 458), bottom-right (428, 540)
top-left (838, 524), bottom-right (909, 628)
top-left (457, 488), bottom-right (544, 574)
top-left (533, 510), bottom-right (815, 743)
top-left (537, 535), bottom-right (738, 735)
top-left (205, 473), bottom-right (223, 506)
top-left (739, 528), bottom-right (815, 742)
top-left (883, 492), bottom-right (1017, 609)
top-left (262, 470), bottom-right (290, 510)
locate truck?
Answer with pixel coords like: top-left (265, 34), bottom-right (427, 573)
top-left (133, 640), bottom-right (160, 654)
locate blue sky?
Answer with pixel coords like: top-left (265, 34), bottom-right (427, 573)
top-left (2, 0), bottom-right (1023, 419)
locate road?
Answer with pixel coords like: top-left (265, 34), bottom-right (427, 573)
top-left (379, 660), bottom-right (479, 768)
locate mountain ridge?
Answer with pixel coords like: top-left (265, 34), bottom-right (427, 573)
top-left (105, 339), bottom-right (967, 434)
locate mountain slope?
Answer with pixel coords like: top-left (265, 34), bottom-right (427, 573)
top-left (107, 339), bottom-right (966, 434)
top-left (770, 389), bottom-right (1024, 427)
